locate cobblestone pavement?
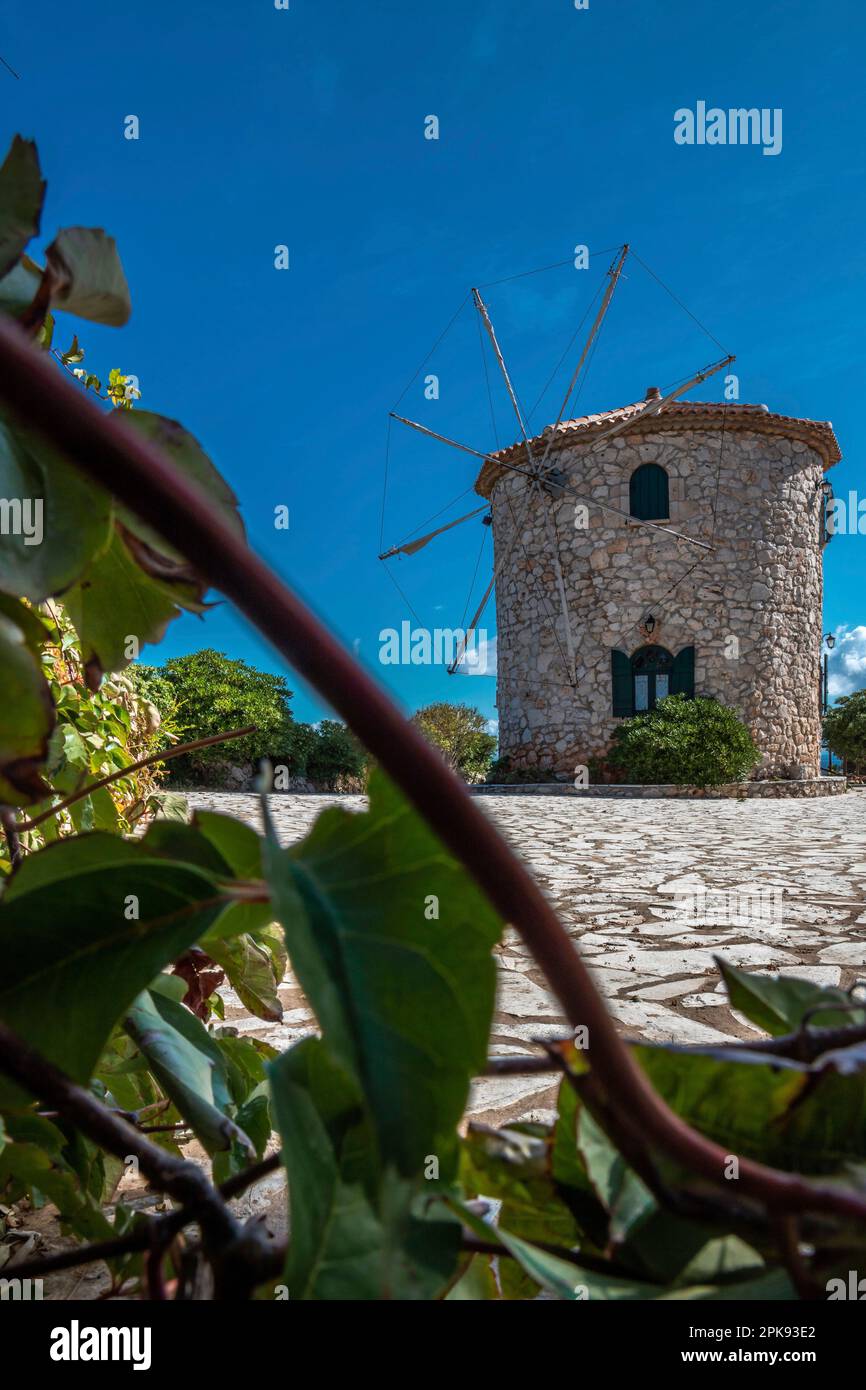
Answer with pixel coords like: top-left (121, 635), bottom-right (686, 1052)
top-left (187, 788), bottom-right (866, 1129)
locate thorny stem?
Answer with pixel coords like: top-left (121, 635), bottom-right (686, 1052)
top-left (5, 1148), bottom-right (288, 1285)
top-left (0, 1020), bottom-right (239, 1256)
top-left (15, 723), bottom-right (257, 832)
top-left (1, 317), bottom-right (866, 1243)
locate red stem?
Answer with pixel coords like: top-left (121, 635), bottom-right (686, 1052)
top-left (0, 316), bottom-right (864, 1226)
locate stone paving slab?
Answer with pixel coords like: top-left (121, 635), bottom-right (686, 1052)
top-left (186, 788), bottom-right (866, 1130)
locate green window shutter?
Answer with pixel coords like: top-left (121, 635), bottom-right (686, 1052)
top-left (670, 645), bottom-right (695, 697)
top-left (629, 464), bottom-right (670, 521)
top-left (611, 649), bottom-right (633, 716)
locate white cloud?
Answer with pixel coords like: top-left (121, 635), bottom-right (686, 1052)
top-left (827, 625), bottom-right (866, 698)
top-left (458, 634), bottom-right (497, 677)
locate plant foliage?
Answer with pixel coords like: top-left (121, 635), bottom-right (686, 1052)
top-left (609, 694), bottom-right (760, 786)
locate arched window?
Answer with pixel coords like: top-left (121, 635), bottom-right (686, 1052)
top-left (629, 463), bottom-right (670, 521)
top-left (611, 645), bottom-right (695, 716)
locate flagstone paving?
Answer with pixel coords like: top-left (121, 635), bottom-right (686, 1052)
top-left (186, 788), bottom-right (866, 1130)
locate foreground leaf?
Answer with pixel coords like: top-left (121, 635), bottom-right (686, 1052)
top-left (0, 411), bottom-right (112, 603)
top-left (0, 136), bottom-right (44, 279)
top-left (64, 527), bottom-right (184, 686)
top-left (124, 988), bottom-right (254, 1156)
top-left (0, 611), bottom-right (55, 804)
top-left (113, 413), bottom-right (245, 562)
top-left (270, 1037), bottom-right (461, 1300)
top-left (43, 226), bottom-right (131, 326)
top-left (265, 770), bottom-right (502, 1177)
top-left (0, 834), bottom-right (227, 1106)
top-left (717, 958), bottom-right (862, 1036)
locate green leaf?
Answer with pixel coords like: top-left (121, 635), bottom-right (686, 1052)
top-left (0, 137), bottom-right (45, 278)
top-left (634, 1041), bottom-right (866, 1175)
top-left (0, 833), bottom-right (227, 1106)
top-left (124, 989), bottom-right (253, 1156)
top-left (0, 595), bottom-right (49, 652)
top-left (269, 1037), bottom-right (461, 1300)
top-left (64, 527), bottom-right (184, 686)
top-left (0, 1135), bottom-right (114, 1243)
top-left (459, 1120), bottom-right (585, 1300)
top-left (0, 255), bottom-right (42, 317)
top-left (207, 933), bottom-right (283, 1021)
top-left (43, 226), bottom-right (131, 326)
top-left (0, 611), bottom-right (55, 804)
top-left (0, 411), bottom-right (113, 603)
top-left (717, 958), bottom-right (862, 1036)
top-left (264, 770), bottom-right (502, 1177)
top-left (60, 334), bottom-right (84, 365)
top-left (191, 810), bottom-right (263, 878)
top-left (113, 413), bottom-right (245, 562)
top-left (577, 1108), bottom-right (656, 1244)
top-left (451, 1197), bottom-right (603, 1300)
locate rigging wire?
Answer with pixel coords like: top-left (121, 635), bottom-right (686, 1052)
top-left (458, 525), bottom-right (489, 632)
top-left (527, 271), bottom-right (607, 426)
top-left (378, 415), bottom-right (392, 553)
top-left (502, 485), bottom-right (573, 686)
top-left (390, 293), bottom-right (472, 413)
top-left (709, 399), bottom-right (730, 547)
top-left (477, 245), bottom-right (623, 290)
top-left (630, 248), bottom-right (730, 356)
top-left (379, 557), bottom-right (427, 628)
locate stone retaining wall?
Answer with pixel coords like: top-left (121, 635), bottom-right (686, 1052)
top-left (473, 777), bottom-right (847, 799)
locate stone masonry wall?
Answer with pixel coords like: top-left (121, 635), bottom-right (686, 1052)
top-left (490, 423), bottom-right (826, 777)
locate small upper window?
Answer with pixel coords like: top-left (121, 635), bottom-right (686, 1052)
top-left (629, 463), bottom-right (670, 521)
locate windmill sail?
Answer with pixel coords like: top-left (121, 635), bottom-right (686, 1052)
top-left (379, 505), bottom-right (488, 561)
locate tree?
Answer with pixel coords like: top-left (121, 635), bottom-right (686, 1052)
top-left (609, 694), bottom-right (759, 786)
top-left (145, 650), bottom-right (295, 780)
top-left (823, 689), bottom-right (866, 772)
top-left (305, 719), bottom-right (366, 787)
top-left (411, 702), bottom-right (497, 782)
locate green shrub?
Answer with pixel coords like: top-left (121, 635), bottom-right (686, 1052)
top-left (823, 689), bottom-right (866, 770)
top-left (608, 694), bottom-right (759, 786)
top-left (485, 756), bottom-right (558, 785)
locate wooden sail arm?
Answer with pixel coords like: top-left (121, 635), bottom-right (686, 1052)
top-left (389, 412), bottom-right (499, 466)
top-left (541, 244), bottom-right (630, 467)
top-left (472, 287), bottom-right (536, 470)
top-left (448, 574), bottom-right (495, 675)
top-left (378, 505), bottom-right (488, 561)
top-left (447, 487), bottom-right (536, 674)
top-left (586, 353), bottom-right (736, 449)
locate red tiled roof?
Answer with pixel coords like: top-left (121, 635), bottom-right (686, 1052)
top-left (474, 398), bottom-right (842, 497)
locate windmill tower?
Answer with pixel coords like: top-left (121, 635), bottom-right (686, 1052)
top-left (474, 392), bottom-right (841, 779)
top-left (380, 246), bottom-right (842, 781)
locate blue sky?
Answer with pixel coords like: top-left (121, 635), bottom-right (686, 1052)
top-left (2, 0), bottom-right (864, 723)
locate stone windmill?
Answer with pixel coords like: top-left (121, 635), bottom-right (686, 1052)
top-left (380, 247), bottom-right (841, 780)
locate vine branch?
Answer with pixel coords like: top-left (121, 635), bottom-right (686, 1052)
top-left (16, 723), bottom-right (257, 832)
